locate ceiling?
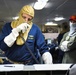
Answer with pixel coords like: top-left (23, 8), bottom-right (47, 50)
top-left (0, 0), bottom-right (76, 28)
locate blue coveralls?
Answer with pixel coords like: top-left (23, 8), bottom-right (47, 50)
top-left (0, 22), bottom-right (49, 64)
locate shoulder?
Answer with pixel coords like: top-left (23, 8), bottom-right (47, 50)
top-left (4, 22), bottom-right (11, 26)
top-left (32, 24), bottom-right (39, 28)
top-left (3, 22), bottom-right (11, 28)
top-left (63, 32), bottom-right (69, 36)
top-left (2, 22), bottom-right (12, 33)
top-left (32, 24), bottom-right (41, 31)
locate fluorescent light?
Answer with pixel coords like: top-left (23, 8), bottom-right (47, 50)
top-left (13, 16), bottom-right (19, 20)
top-left (38, 0), bottom-right (49, 2)
top-left (54, 17), bottom-right (65, 21)
top-left (34, 0), bottom-right (49, 10)
top-left (45, 22), bottom-right (58, 26)
top-left (34, 1), bottom-right (47, 10)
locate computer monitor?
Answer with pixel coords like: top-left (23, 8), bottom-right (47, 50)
top-left (47, 39), bottom-right (52, 44)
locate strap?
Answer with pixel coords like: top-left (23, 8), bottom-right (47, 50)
top-left (20, 35), bottom-right (40, 64)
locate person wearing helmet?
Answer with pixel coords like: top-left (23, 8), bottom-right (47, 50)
top-left (0, 5), bottom-right (52, 64)
top-left (59, 15), bottom-right (76, 63)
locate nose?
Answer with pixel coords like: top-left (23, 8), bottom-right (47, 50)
top-left (25, 18), bottom-right (29, 23)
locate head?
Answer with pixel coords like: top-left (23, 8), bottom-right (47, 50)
top-left (69, 15), bottom-right (76, 36)
top-left (69, 15), bottom-right (76, 23)
top-left (11, 5), bottom-right (35, 45)
top-left (19, 5), bottom-right (34, 24)
top-left (58, 22), bottom-right (69, 33)
top-left (69, 15), bottom-right (76, 27)
top-left (61, 22), bottom-right (69, 30)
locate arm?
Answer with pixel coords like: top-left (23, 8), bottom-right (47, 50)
top-left (35, 26), bottom-right (53, 64)
top-left (0, 22), bottom-right (30, 51)
top-left (59, 32), bottom-right (76, 52)
top-left (0, 23), bottom-right (12, 51)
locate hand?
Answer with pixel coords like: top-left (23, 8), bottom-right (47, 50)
top-left (60, 41), bottom-right (69, 52)
top-left (4, 23), bottom-right (30, 47)
top-left (16, 23), bottom-right (30, 33)
top-left (42, 52), bottom-right (53, 64)
top-left (61, 41), bottom-right (68, 46)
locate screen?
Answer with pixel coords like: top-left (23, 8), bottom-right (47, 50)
top-left (47, 39), bottom-right (52, 44)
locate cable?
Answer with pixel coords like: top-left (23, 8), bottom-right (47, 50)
top-left (20, 35), bottom-right (40, 64)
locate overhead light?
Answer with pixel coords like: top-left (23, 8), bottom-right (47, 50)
top-left (34, 2), bottom-right (47, 10)
top-left (13, 16), bottom-right (19, 20)
top-left (34, 0), bottom-right (49, 10)
top-left (38, 0), bottom-right (49, 2)
top-left (38, 0), bottom-right (48, 2)
top-left (54, 17), bottom-right (65, 21)
top-left (45, 22), bottom-right (58, 26)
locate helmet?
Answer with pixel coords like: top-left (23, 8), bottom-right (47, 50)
top-left (69, 15), bottom-right (76, 22)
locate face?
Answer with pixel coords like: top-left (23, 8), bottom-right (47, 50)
top-left (22, 13), bottom-right (33, 23)
top-left (69, 21), bottom-right (76, 28)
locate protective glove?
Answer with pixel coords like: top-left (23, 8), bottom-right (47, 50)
top-left (4, 23), bottom-right (30, 47)
top-left (42, 52), bottom-right (53, 64)
top-left (16, 23), bottom-right (30, 33)
top-left (60, 41), bottom-right (69, 52)
top-left (4, 28), bottom-right (19, 47)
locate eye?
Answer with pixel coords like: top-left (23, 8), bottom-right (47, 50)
top-left (22, 16), bottom-right (32, 21)
top-left (22, 16), bottom-right (26, 19)
top-left (28, 18), bottom-right (32, 21)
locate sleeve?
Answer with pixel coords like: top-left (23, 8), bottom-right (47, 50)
top-left (35, 27), bottom-right (49, 55)
top-left (35, 27), bottom-right (53, 64)
top-left (0, 23), bottom-right (12, 51)
top-left (59, 32), bottom-right (76, 52)
top-left (67, 36), bottom-right (76, 50)
top-left (59, 33), bottom-right (68, 45)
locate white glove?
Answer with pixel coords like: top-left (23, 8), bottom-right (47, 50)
top-left (4, 28), bottom-right (19, 47)
top-left (4, 23), bottom-right (30, 47)
top-left (42, 52), bottom-right (52, 64)
top-left (60, 41), bottom-right (69, 52)
top-left (16, 23), bottom-right (30, 33)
